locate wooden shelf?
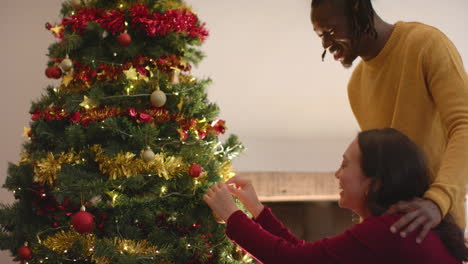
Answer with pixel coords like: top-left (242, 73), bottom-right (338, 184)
top-left (236, 172), bottom-right (339, 202)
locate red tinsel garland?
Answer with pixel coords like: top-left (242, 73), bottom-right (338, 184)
top-left (62, 8), bottom-right (103, 34)
top-left (65, 54), bottom-right (189, 86)
top-left (156, 54), bottom-right (191, 72)
top-left (58, 5), bottom-right (208, 41)
top-left (96, 9), bottom-right (126, 35)
top-left (129, 4), bottom-right (208, 40)
top-left (30, 106), bottom-right (226, 138)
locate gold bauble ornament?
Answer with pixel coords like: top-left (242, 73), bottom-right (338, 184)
top-left (150, 90), bottom-right (167, 107)
top-left (60, 56), bottom-right (73, 72)
top-left (171, 70), bottom-right (180, 84)
top-left (142, 147), bottom-right (155, 162)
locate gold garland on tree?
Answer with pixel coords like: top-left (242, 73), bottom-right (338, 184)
top-left (90, 145), bottom-right (188, 180)
top-left (114, 238), bottom-right (158, 255)
top-left (20, 145), bottom-right (190, 185)
top-left (219, 161), bottom-right (236, 181)
top-left (43, 230), bottom-right (95, 257)
top-left (43, 231), bottom-right (172, 264)
top-left (21, 151), bottom-right (82, 185)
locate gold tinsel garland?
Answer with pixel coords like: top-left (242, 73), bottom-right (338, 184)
top-left (20, 145), bottom-right (190, 185)
top-left (43, 230), bottom-right (171, 264)
top-left (114, 238), bottom-right (158, 255)
top-left (25, 151), bottom-right (82, 185)
top-left (219, 161), bottom-right (236, 181)
top-left (43, 230), bottom-right (95, 257)
top-left (90, 145), bottom-right (188, 180)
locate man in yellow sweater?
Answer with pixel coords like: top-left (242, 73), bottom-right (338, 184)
top-left (310, 0), bottom-right (468, 243)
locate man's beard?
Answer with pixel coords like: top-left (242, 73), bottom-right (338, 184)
top-left (321, 49), bottom-right (354, 68)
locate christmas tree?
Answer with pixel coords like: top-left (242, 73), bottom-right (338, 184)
top-left (0, 0), bottom-right (247, 263)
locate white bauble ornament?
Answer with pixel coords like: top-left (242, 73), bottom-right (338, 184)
top-left (150, 90), bottom-right (167, 107)
top-left (142, 147), bottom-right (155, 162)
top-left (60, 57), bottom-right (73, 72)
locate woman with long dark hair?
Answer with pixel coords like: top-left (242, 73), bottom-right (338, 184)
top-left (204, 128), bottom-right (467, 263)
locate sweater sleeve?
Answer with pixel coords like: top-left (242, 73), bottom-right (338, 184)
top-left (422, 30), bottom-right (468, 218)
top-left (226, 210), bottom-right (335, 264)
top-left (226, 213), bottom-right (460, 264)
top-left (226, 211), bottom-right (404, 264)
top-left (252, 205), bottom-right (304, 245)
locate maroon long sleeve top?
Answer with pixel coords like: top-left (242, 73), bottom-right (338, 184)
top-left (226, 206), bottom-right (461, 264)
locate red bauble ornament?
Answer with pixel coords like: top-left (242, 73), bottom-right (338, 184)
top-left (45, 66), bottom-right (62, 79)
top-left (18, 246), bottom-right (32, 260)
top-left (71, 207), bottom-right (94, 234)
top-left (189, 164), bottom-right (202, 178)
top-left (118, 32), bottom-right (132, 47)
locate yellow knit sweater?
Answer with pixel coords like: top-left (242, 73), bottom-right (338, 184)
top-left (348, 21), bottom-right (468, 227)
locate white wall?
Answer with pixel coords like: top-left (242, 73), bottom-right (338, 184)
top-left (1, 0), bottom-right (467, 262)
top-left (187, 0), bottom-right (468, 172)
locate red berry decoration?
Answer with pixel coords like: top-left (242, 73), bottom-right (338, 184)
top-left (71, 206), bottom-right (95, 234)
top-left (189, 164), bottom-right (202, 178)
top-left (118, 32), bottom-right (132, 47)
top-left (18, 245), bottom-right (32, 260)
top-left (45, 66), bottom-right (62, 79)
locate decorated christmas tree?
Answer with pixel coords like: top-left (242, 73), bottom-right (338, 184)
top-left (0, 0), bottom-right (247, 263)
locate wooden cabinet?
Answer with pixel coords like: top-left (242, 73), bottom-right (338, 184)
top-left (237, 172), bottom-right (339, 202)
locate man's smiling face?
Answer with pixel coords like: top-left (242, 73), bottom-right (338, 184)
top-left (311, 0), bottom-right (360, 68)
